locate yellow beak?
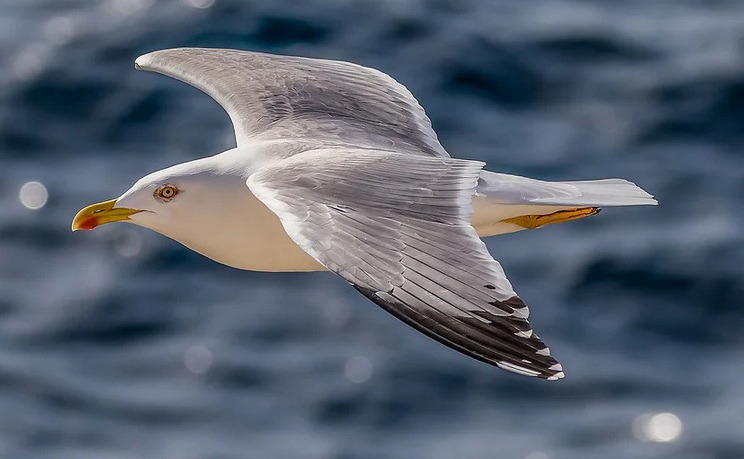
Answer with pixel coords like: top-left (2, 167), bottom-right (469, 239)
top-left (71, 199), bottom-right (141, 231)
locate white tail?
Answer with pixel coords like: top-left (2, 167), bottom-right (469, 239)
top-left (477, 172), bottom-right (658, 207)
top-left (472, 171), bottom-right (657, 237)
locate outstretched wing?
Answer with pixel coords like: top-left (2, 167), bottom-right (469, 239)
top-left (135, 48), bottom-right (448, 157)
top-left (247, 148), bottom-right (565, 380)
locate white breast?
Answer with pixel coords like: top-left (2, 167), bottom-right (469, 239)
top-left (142, 185), bottom-right (326, 273)
top-left (198, 188), bottom-right (325, 272)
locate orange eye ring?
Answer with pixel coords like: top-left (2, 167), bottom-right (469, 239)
top-left (155, 185), bottom-right (178, 200)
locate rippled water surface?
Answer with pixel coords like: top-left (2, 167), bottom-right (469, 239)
top-left (1, 0), bottom-right (743, 458)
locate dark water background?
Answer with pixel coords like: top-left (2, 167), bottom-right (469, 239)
top-left (1, 0), bottom-right (743, 458)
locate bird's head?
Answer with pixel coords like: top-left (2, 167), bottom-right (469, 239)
top-left (71, 158), bottom-right (245, 238)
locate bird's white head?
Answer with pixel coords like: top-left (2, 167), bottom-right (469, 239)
top-left (71, 156), bottom-right (248, 243)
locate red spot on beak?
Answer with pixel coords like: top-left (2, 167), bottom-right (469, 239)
top-left (76, 216), bottom-right (100, 231)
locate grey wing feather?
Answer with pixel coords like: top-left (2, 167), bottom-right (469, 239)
top-left (248, 148), bottom-right (565, 380)
top-left (135, 48), bottom-right (448, 157)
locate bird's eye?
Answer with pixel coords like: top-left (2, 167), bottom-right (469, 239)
top-left (155, 185), bottom-right (178, 201)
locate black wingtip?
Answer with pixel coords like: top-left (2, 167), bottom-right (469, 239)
top-left (352, 284), bottom-right (564, 381)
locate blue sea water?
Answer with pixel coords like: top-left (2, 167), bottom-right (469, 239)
top-left (1, 0), bottom-right (743, 458)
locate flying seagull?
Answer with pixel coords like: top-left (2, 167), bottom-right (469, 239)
top-left (72, 48), bottom-right (656, 380)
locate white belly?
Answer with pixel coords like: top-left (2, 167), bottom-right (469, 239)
top-left (155, 188), bottom-right (326, 272)
top-left (220, 198), bottom-right (327, 272)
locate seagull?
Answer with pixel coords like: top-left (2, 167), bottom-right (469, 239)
top-left (72, 48), bottom-right (656, 380)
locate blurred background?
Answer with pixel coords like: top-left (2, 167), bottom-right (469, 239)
top-left (1, 0), bottom-right (743, 458)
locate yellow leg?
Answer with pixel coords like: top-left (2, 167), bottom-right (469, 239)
top-left (501, 207), bottom-right (601, 230)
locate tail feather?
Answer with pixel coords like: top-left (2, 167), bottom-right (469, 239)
top-left (477, 172), bottom-right (658, 207)
top-left (472, 171), bottom-right (657, 237)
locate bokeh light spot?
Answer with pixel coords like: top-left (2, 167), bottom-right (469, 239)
top-left (19, 181), bottom-right (49, 210)
top-left (113, 229), bottom-right (142, 258)
top-left (344, 355), bottom-right (373, 383)
top-left (633, 412), bottom-right (683, 443)
top-left (184, 345), bottom-right (213, 374)
top-left (187, 0), bottom-right (216, 9)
